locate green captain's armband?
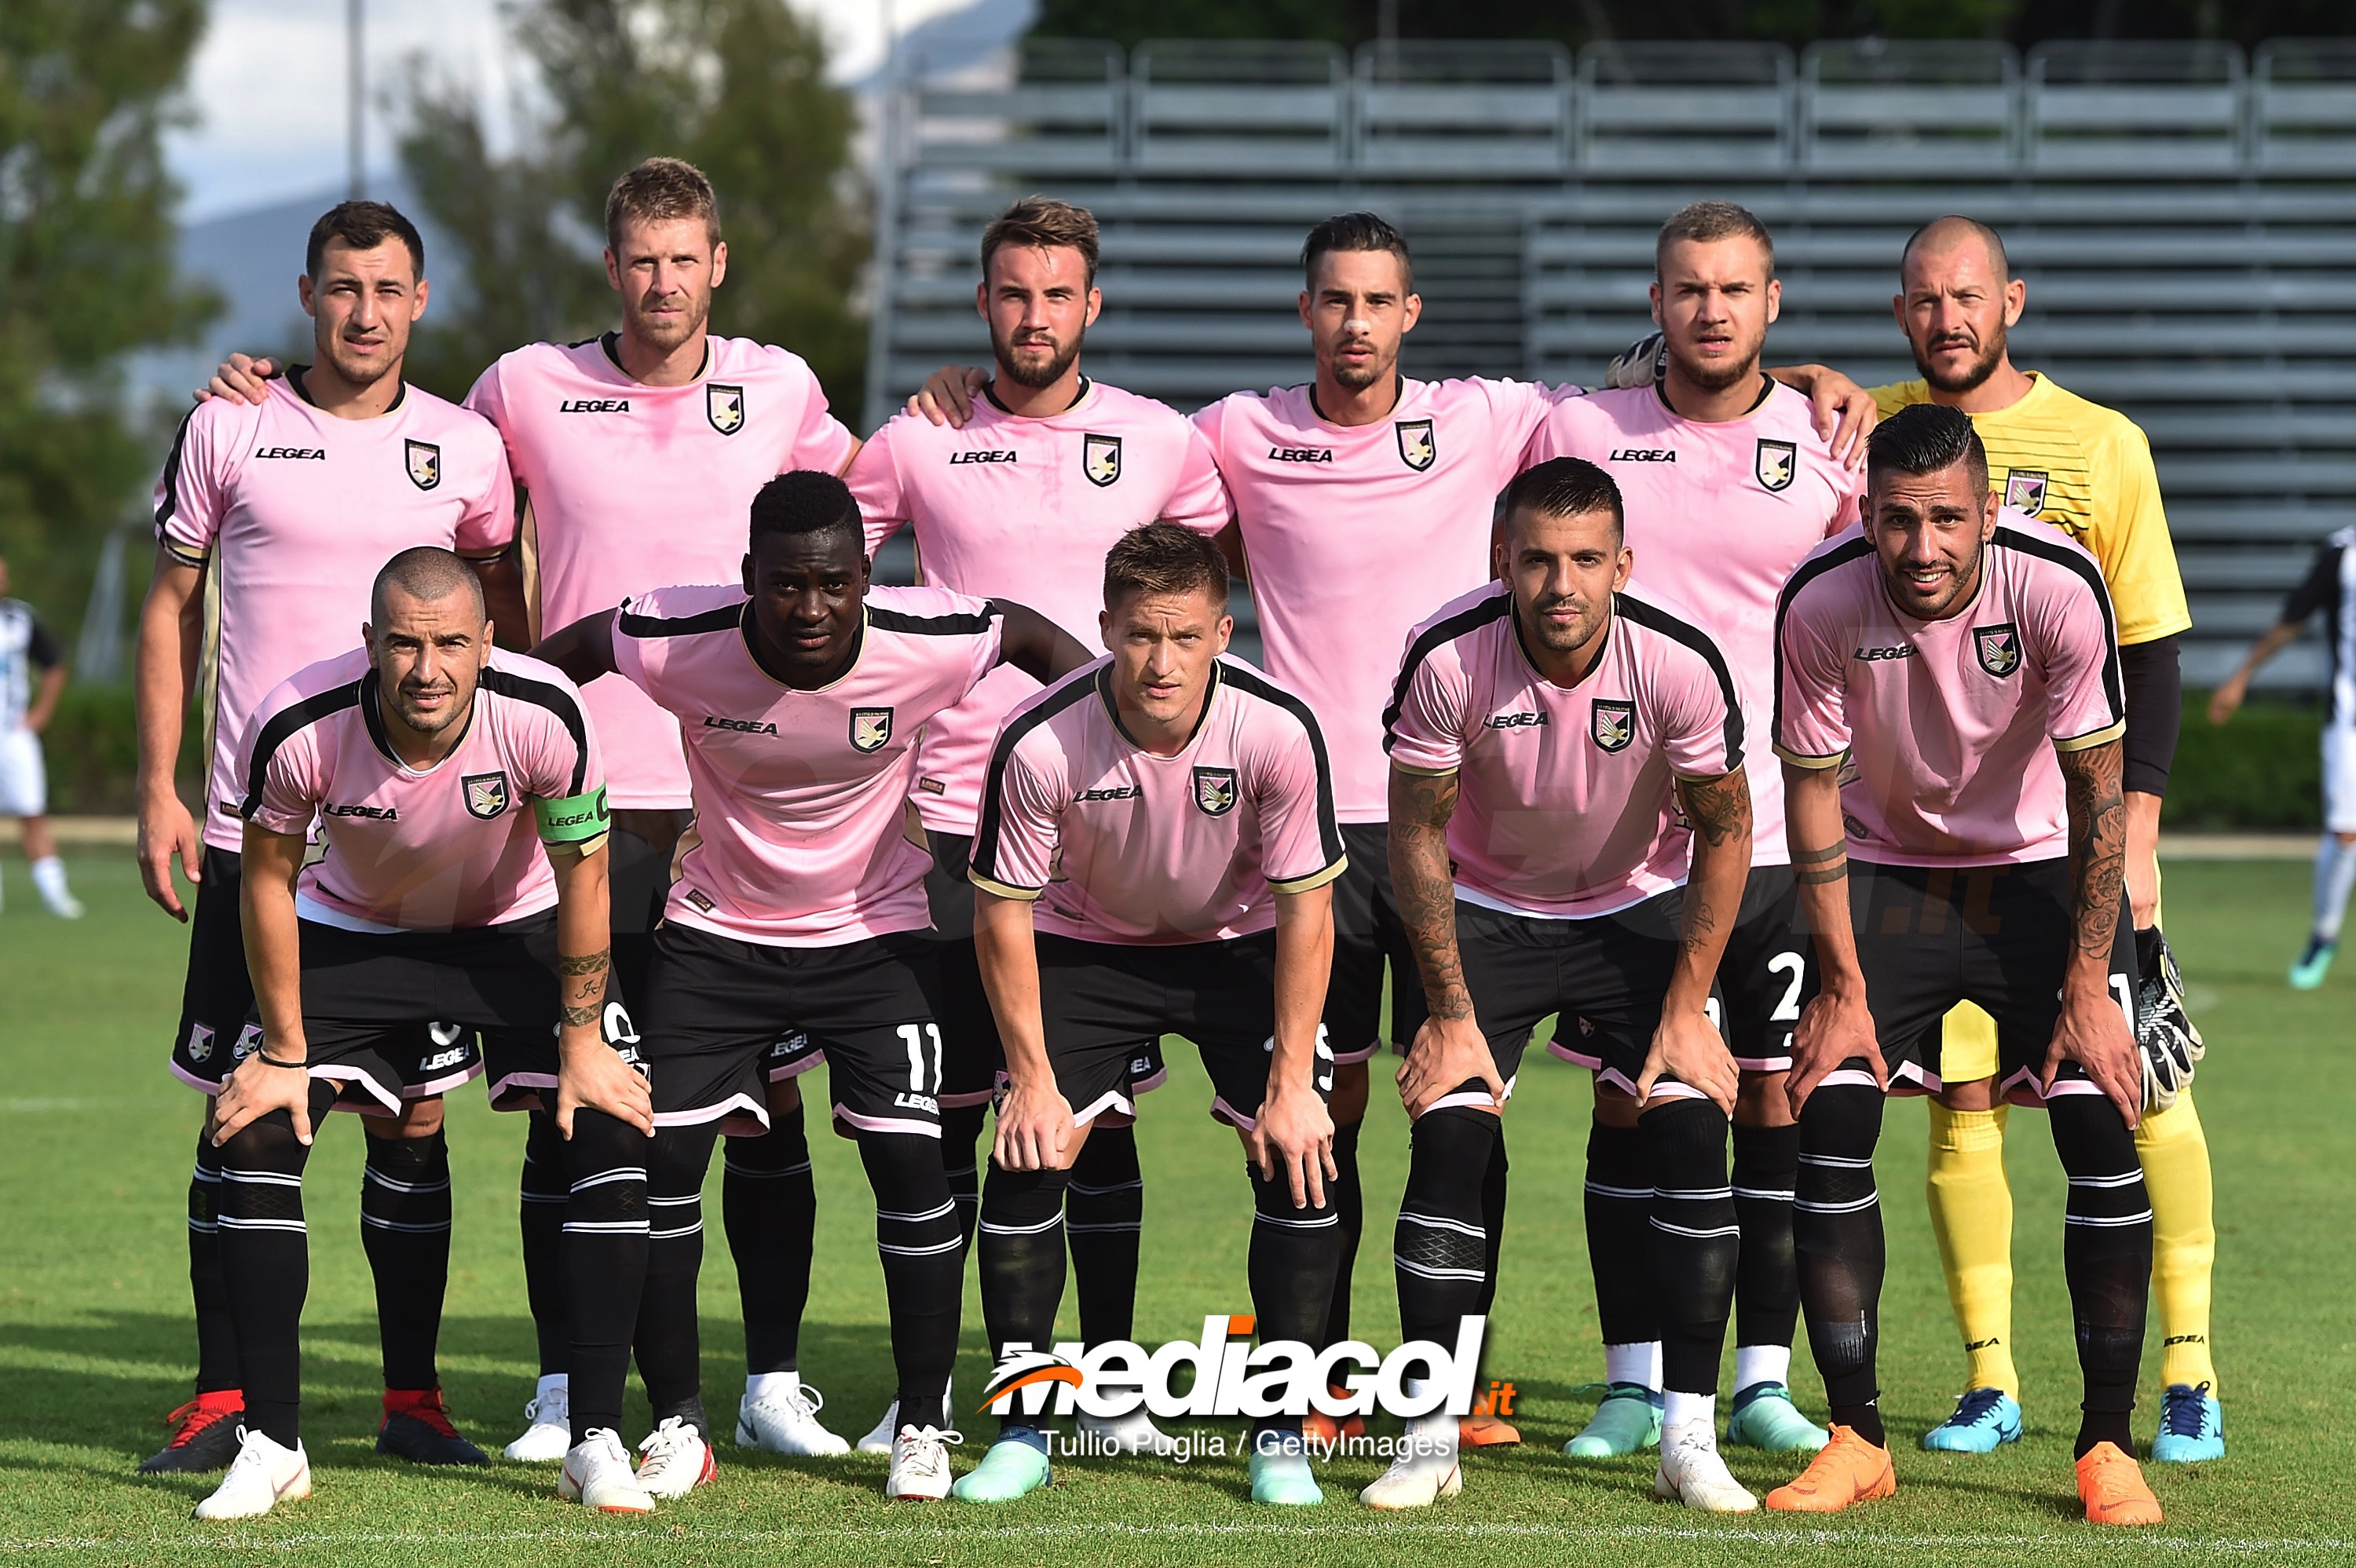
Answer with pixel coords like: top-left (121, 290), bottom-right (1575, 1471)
top-left (535, 786), bottom-right (611, 848)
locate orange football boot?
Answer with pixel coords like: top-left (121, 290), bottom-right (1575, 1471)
top-left (1764, 1424), bottom-right (1896, 1512)
top-left (2076, 1442), bottom-right (2164, 1526)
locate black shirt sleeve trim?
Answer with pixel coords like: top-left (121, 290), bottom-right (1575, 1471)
top-left (481, 667), bottom-right (594, 795)
top-left (1769, 537), bottom-right (1876, 758)
top-left (1380, 591), bottom-right (1513, 755)
top-left (1218, 663), bottom-right (1348, 873)
top-left (616, 601), bottom-right (746, 639)
top-left (868, 603), bottom-right (1000, 637)
top-left (971, 671), bottom-right (1100, 888)
top-left (240, 678), bottom-right (368, 820)
top-left (1614, 591), bottom-right (1747, 771)
top-left (1992, 524), bottom-right (2127, 729)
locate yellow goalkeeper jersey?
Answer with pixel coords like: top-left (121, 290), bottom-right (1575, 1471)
top-left (1870, 371), bottom-right (2193, 646)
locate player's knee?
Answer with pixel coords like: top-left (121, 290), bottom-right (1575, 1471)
top-left (2046, 1093), bottom-right (2142, 1183)
top-left (220, 1110), bottom-right (310, 1178)
top-left (979, 1160), bottom-right (1069, 1231)
top-left (646, 1125), bottom-right (717, 1201)
top-left (1329, 1058), bottom-right (1370, 1124)
top-left (384, 1095), bottom-right (444, 1139)
top-left (766, 1075), bottom-right (802, 1116)
top-left (1592, 1080), bottom-right (1642, 1128)
top-left (1733, 1069), bottom-right (1792, 1127)
top-left (1935, 1076), bottom-right (1998, 1112)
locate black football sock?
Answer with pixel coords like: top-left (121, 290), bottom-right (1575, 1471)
top-left (1393, 1106), bottom-right (1498, 1346)
top-left (1730, 1120), bottom-right (1802, 1365)
top-left (360, 1127), bottom-right (453, 1393)
top-left (1246, 1157), bottom-right (1341, 1446)
top-left (519, 1109), bottom-right (571, 1378)
top-left (1584, 1119), bottom-right (1659, 1354)
top-left (976, 1160), bottom-right (1070, 1436)
top-left (1066, 1123), bottom-right (1143, 1347)
top-left (563, 1109), bottom-right (649, 1444)
top-left (2048, 1095), bottom-right (2153, 1457)
top-left (188, 1126), bottom-right (241, 1396)
top-left (723, 1101), bottom-right (816, 1376)
top-left (215, 1084), bottom-right (335, 1451)
top-left (1473, 1126), bottom-right (1509, 1316)
top-left (862, 1132), bottom-right (964, 1432)
top-left (1321, 1117), bottom-right (1364, 1345)
top-left (941, 1102), bottom-right (987, 1262)
top-left (638, 1124), bottom-right (717, 1434)
top-left (1642, 1099), bottom-right (1739, 1402)
top-left (1794, 1083), bottom-right (1887, 1447)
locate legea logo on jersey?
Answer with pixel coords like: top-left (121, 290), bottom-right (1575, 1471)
top-left (851, 707), bottom-right (894, 753)
top-left (2004, 469), bottom-right (2048, 514)
top-left (1754, 438), bottom-right (1797, 492)
top-left (1396, 418), bottom-right (1436, 472)
top-left (707, 383), bottom-right (744, 435)
top-left (1974, 623), bottom-right (2022, 678)
top-left (981, 1314), bottom-right (1489, 1424)
top-left (405, 439), bottom-right (441, 491)
top-left (1083, 433), bottom-right (1122, 487)
top-left (1590, 699), bottom-right (1635, 753)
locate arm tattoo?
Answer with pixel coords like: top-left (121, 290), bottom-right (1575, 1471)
top-left (559, 947), bottom-right (610, 1028)
top-left (2058, 740), bottom-right (2127, 959)
top-left (1391, 769), bottom-right (1471, 1022)
top-left (1679, 767), bottom-right (1752, 850)
top-left (1792, 839), bottom-right (1849, 886)
top-left (560, 949), bottom-right (611, 977)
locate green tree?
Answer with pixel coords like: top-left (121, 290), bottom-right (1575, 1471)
top-left (397, 0), bottom-right (865, 414)
top-left (0, 0), bottom-right (217, 627)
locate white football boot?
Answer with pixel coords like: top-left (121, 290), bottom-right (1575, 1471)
top-left (736, 1376), bottom-right (851, 1456)
top-left (558, 1428), bottom-right (653, 1513)
top-left (503, 1376), bottom-right (573, 1462)
top-left (885, 1424), bottom-right (961, 1500)
top-left (633, 1416), bottom-right (715, 1499)
top-left (859, 1378), bottom-right (952, 1454)
top-left (192, 1426), bottom-right (310, 1520)
top-left (1654, 1423), bottom-right (1759, 1512)
top-left (1359, 1415), bottom-right (1462, 1510)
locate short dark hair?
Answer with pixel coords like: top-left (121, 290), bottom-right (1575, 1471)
top-left (982, 196), bottom-right (1100, 290)
top-left (307, 200), bottom-right (425, 280)
top-left (605, 156), bottom-right (720, 251)
top-left (1104, 522), bottom-right (1228, 611)
top-left (1867, 403), bottom-right (1989, 497)
top-left (748, 470), bottom-right (862, 556)
top-left (371, 546), bottom-right (483, 626)
top-left (1301, 211), bottom-right (1413, 292)
top-left (1901, 214), bottom-right (2010, 280)
top-left (1500, 457), bottom-right (1625, 542)
top-left (1655, 200), bottom-right (1774, 279)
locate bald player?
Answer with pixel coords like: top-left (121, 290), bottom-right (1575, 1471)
top-left (1870, 217), bottom-right (2218, 1464)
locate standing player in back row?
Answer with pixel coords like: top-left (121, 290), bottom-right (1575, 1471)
top-left (141, 201), bottom-right (524, 1475)
top-left (846, 197), bottom-right (1230, 1453)
top-left (1527, 202), bottom-right (1860, 1460)
top-left (910, 214), bottom-right (1874, 1423)
top-left (1768, 404), bottom-right (2162, 1526)
top-left (1868, 217), bottom-right (2219, 1463)
top-left (206, 157), bottom-right (864, 1462)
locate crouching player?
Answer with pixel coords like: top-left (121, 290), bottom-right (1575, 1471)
top-left (957, 523), bottom-right (1346, 1506)
top-left (1767, 404), bottom-right (2161, 1525)
top-left (532, 471), bottom-right (1092, 1508)
top-left (1370, 459), bottom-right (1755, 1511)
top-left (196, 547), bottom-right (637, 1519)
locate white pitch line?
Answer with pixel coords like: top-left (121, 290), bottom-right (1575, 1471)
top-left (5, 1522), bottom-right (2350, 1555)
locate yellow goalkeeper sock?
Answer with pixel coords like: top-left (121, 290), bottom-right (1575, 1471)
top-left (1926, 1100), bottom-right (2018, 1398)
top-left (2138, 1088), bottom-right (2218, 1394)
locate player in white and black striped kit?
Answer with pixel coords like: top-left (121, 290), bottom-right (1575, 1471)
top-left (2208, 525), bottom-right (2356, 988)
top-left (0, 556), bottom-right (81, 919)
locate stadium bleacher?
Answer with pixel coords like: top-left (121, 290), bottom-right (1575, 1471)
top-left (866, 35), bottom-right (2356, 688)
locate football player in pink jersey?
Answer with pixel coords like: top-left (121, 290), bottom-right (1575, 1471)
top-left (907, 216), bottom-right (1875, 1442)
top-left (1766, 405), bottom-right (2161, 1526)
top-left (846, 196), bottom-right (1231, 1454)
top-left (1374, 459), bottom-right (1756, 1512)
top-left (1527, 203), bottom-right (1864, 1460)
top-left (955, 524), bottom-right (1345, 1507)
top-left (137, 203), bottom-right (526, 1475)
top-left (204, 159), bottom-right (867, 1464)
top-left (192, 549), bottom-right (638, 1520)
top-left (531, 471), bottom-right (1092, 1504)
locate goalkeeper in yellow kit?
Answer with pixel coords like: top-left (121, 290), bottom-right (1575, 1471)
top-left (1872, 217), bottom-right (2219, 1462)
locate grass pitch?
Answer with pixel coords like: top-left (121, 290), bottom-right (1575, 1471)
top-left (0, 850), bottom-right (2348, 1565)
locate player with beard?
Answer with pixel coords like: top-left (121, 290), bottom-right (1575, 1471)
top-left (1525, 203), bottom-right (1861, 1460)
top-left (1768, 404), bottom-right (2162, 1526)
top-left (140, 202), bottom-right (524, 1475)
top-left (909, 217), bottom-right (1875, 1442)
top-left (1865, 218), bottom-right (2218, 1463)
top-left (202, 159), bottom-right (864, 1464)
top-left (844, 197), bottom-right (1229, 1454)
top-left (192, 549), bottom-right (631, 1519)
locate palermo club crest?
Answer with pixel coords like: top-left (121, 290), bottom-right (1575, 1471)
top-left (1590, 699), bottom-right (1635, 753)
top-left (708, 382), bottom-right (745, 435)
top-left (1396, 418), bottom-right (1436, 472)
top-left (1191, 766), bottom-right (1238, 817)
top-left (1754, 438), bottom-right (1797, 492)
top-left (1974, 623), bottom-right (2023, 679)
top-left (2003, 469), bottom-right (2048, 514)
top-left (404, 438), bottom-right (441, 491)
top-left (851, 707), bottom-right (894, 753)
top-left (463, 772), bottom-right (511, 820)
top-left (1083, 433), bottom-right (1122, 487)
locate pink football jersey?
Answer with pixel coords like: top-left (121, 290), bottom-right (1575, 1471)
top-left (1191, 376), bottom-right (1569, 823)
top-left (1527, 382), bottom-right (1863, 867)
top-left (1773, 518), bottom-right (2126, 865)
top-left (847, 378), bottom-right (1230, 836)
top-left (240, 648), bottom-right (602, 931)
top-left (155, 373), bottom-right (515, 852)
top-left (466, 334), bottom-right (858, 810)
top-left (970, 657), bottom-right (1347, 945)
top-left (610, 583), bottom-right (1004, 945)
top-left (1386, 583), bottom-right (1743, 919)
